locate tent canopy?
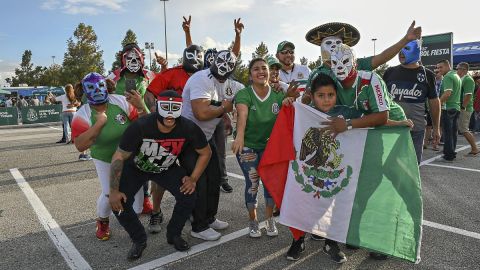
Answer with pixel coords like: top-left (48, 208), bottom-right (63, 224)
top-left (453, 42), bottom-right (480, 68)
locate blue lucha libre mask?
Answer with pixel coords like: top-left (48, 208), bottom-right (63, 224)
top-left (204, 48), bottom-right (218, 69)
top-left (82, 72), bottom-right (109, 105)
top-left (400, 40), bottom-right (421, 65)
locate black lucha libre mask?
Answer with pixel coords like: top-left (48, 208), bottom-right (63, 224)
top-left (121, 43), bottom-right (145, 76)
top-left (210, 50), bottom-right (237, 81)
top-left (156, 90), bottom-right (182, 124)
top-left (182, 45), bottom-right (204, 73)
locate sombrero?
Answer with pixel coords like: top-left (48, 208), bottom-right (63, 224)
top-left (305, 22), bottom-right (360, 47)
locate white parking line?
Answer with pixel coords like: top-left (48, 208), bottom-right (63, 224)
top-left (425, 163), bottom-right (480, 173)
top-left (9, 168), bottom-right (92, 270)
top-left (0, 133), bottom-right (60, 142)
top-left (38, 123), bottom-right (63, 131)
top-left (419, 143), bottom-right (477, 166)
top-left (128, 221), bottom-right (271, 270)
top-left (423, 220), bottom-right (480, 240)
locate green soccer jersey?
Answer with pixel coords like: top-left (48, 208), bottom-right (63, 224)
top-left (324, 105), bottom-right (363, 119)
top-left (115, 76), bottom-right (148, 97)
top-left (461, 74), bottom-right (475, 112)
top-left (234, 86), bottom-right (285, 150)
top-left (440, 70), bottom-right (462, 111)
top-left (306, 56), bottom-right (373, 90)
top-left (336, 71), bottom-right (406, 121)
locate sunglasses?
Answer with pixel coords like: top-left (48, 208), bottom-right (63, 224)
top-left (280, 50), bottom-right (295, 55)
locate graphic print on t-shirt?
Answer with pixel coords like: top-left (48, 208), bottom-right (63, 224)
top-left (134, 138), bottom-right (185, 173)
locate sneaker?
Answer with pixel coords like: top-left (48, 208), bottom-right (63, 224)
top-left (209, 218), bottom-right (229, 230)
top-left (191, 228), bottom-right (221, 241)
top-left (56, 138), bottom-right (66, 143)
top-left (220, 182), bottom-right (233, 193)
top-left (323, 242), bottom-right (347, 264)
top-left (79, 154), bottom-right (92, 161)
top-left (265, 218), bottom-right (278, 237)
top-left (142, 197), bottom-right (153, 214)
top-left (249, 220), bottom-right (262, 238)
top-left (310, 234), bottom-right (325, 241)
top-left (440, 157), bottom-right (454, 163)
top-left (96, 220), bottom-right (110, 241)
top-left (148, 211), bottom-right (163, 234)
top-left (127, 241), bottom-right (147, 261)
top-left (369, 252), bottom-right (389, 260)
top-left (286, 236), bottom-right (305, 261)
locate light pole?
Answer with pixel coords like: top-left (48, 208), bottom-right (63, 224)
top-left (371, 38), bottom-right (377, 56)
top-left (145, 42), bottom-right (154, 70)
top-left (51, 56), bottom-right (55, 65)
top-left (160, 0), bottom-right (169, 62)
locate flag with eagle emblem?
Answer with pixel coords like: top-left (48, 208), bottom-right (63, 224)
top-left (258, 102), bottom-right (422, 263)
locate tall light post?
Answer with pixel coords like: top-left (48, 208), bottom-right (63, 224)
top-left (371, 38), bottom-right (377, 56)
top-left (145, 42), bottom-right (154, 70)
top-left (160, 0), bottom-right (169, 62)
top-left (51, 56), bottom-right (55, 65)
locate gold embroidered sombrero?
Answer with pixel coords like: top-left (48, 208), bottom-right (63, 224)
top-left (305, 22), bottom-right (360, 47)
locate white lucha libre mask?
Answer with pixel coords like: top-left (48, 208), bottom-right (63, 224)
top-left (330, 44), bottom-right (356, 81)
top-left (125, 50), bottom-right (142, 73)
top-left (321, 36), bottom-right (343, 61)
top-left (157, 96), bottom-right (183, 119)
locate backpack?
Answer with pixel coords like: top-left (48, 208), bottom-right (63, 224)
top-left (474, 86), bottom-right (480, 112)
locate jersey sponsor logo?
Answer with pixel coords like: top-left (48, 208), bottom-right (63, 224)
top-left (417, 73), bottom-right (426, 83)
top-left (250, 105), bottom-right (257, 111)
top-left (374, 84), bottom-right (384, 106)
top-left (297, 72), bottom-right (304, 79)
top-left (390, 83), bottom-right (423, 101)
top-left (136, 138), bottom-right (185, 172)
top-left (272, 103), bottom-right (280, 114)
top-left (115, 114), bottom-right (127, 125)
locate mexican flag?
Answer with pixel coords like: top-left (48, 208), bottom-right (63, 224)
top-left (258, 103), bottom-right (422, 263)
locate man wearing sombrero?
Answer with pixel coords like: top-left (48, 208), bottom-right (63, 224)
top-left (304, 21), bottom-right (422, 97)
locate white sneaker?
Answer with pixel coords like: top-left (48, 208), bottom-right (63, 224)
top-left (266, 218), bottom-right (278, 237)
top-left (209, 219), bottom-right (229, 230)
top-left (249, 220), bottom-right (262, 238)
top-left (190, 228), bottom-right (221, 241)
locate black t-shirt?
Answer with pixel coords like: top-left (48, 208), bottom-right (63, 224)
top-left (119, 113), bottom-right (208, 173)
top-left (383, 65), bottom-right (437, 131)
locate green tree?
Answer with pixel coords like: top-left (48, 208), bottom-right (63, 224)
top-left (11, 50), bottom-right (34, 86)
top-left (308, 56), bottom-right (323, 71)
top-left (62, 23), bottom-right (104, 84)
top-left (300, 56), bottom-right (308, 66)
top-left (251, 42), bottom-right (270, 59)
top-left (39, 64), bottom-right (63, 86)
top-left (111, 29), bottom-right (138, 72)
top-left (227, 42), bottom-right (249, 85)
top-left (150, 60), bottom-right (161, 73)
top-left (374, 63), bottom-right (390, 77)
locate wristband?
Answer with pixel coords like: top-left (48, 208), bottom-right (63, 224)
top-left (346, 119), bottom-right (353, 130)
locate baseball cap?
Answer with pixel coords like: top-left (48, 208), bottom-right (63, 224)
top-left (266, 56), bottom-right (282, 69)
top-left (277, 41), bottom-right (295, 53)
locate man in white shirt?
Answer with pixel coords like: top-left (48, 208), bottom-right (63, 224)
top-left (182, 50), bottom-right (243, 241)
top-left (276, 41), bottom-right (310, 95)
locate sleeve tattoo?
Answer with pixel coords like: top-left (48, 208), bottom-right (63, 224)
top-left (109, 149), bottom-right (132, 191)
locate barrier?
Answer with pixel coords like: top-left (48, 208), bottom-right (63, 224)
top-left (20, 105), bottom-right (62, 124)
top-left (0, 107), bottom-right (19, 126)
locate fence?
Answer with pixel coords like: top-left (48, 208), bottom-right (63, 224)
top-left (0, 105), bottom-right (62, 126)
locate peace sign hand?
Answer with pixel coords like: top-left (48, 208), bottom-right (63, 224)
top-left (234, 18), bottom-right (244, 35)
top-left (182, 15), bottom-right (192, 33)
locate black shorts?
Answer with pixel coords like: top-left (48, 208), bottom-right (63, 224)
top-left (426, 111), bottom-right (433, 127)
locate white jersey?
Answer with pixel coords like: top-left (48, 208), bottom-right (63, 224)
top-left (181, 69), bottom-right (244, 140)
top-left (279, 64), bottom-right (310, 100)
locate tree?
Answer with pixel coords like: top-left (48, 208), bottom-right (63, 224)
top-left (374, 63), bottom-right (390, 77)
top-left (111, 29), bottom-right (138, 72)
top-left (226, 42), bottom-right (249, 86)
top-left (10, 50), bottom-right (47, 86)
top-left (62, 23), bottom-right (104, 84)
top-left (308, 56), bottom-right (323, 71)
top-left (300, 56), bottom-right (308, 66)
top-left (39, 64), bottom-right (63, 87)
top-left (251, 42), bottom-right (270, 59)
top-left (149, 61), bottom-right (161, 73)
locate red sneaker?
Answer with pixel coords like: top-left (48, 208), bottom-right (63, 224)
top-left (142, 197), bottom-right (153, 215)
top-left (96, 220), bottom-right (110, 241)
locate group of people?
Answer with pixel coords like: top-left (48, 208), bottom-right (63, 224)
top-left (60, 16), bottom-right (478, 264)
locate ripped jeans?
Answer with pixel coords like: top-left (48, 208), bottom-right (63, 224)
top-left (236, 147), bottom-right (274, 211)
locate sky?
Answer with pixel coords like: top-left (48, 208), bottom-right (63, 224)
top-left (1, 0), bottom-right (479, 84)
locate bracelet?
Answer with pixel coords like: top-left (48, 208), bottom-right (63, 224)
top-left (346, 119), bottom-right (353, 130)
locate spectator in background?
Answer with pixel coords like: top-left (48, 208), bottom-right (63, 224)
top-left (425, 69), bottom-right (444, 151)
top-left (5, 96), bottom-right (13, 107)
top-left (437, 59), bottom-right (462, 162)
top-left (50, 84), bottom-right (80, 145)
top-left (473, 75), bottom-right (480, 133)
top-left (31, 95), bottom-right (40, 106)
top-left (17, 95), bottom-right (28, 108)
top-left (456, 62), bottom-right (478, 156)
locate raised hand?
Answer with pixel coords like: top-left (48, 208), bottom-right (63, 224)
top-left (182, 15), bottom-right (192, 33)
top-left (405, 20), bottom-right (422, 41)
top-left (234, 18), bottom-right (244, 35)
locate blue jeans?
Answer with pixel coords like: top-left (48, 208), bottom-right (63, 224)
top-left (410, 130), bottom-right (425, 164)
top-left (236, 147), bottom-right (274, 211)
top-left (441, 109), bottom-right (460, 160)
top-left (62, 111), bottom-right (75, 141)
